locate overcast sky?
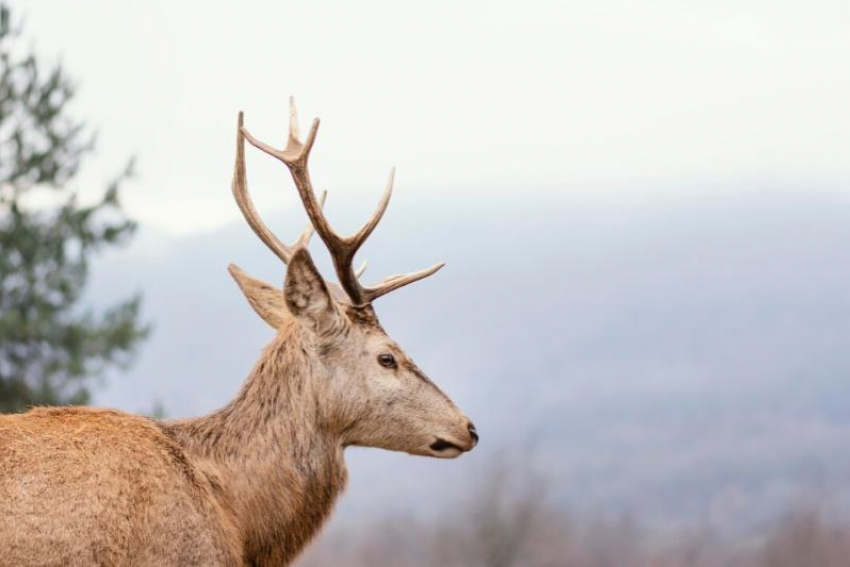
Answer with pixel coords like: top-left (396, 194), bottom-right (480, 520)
top-left (19, 0), bottom-right (850, 234)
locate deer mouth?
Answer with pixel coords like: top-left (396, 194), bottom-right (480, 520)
top-left (429, 438), bottom-right (465, 454)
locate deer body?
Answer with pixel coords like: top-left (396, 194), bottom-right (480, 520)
top-left (0, 407), bottom-right (243, 566)
top-left (0, 101), bottom-right (477, 566)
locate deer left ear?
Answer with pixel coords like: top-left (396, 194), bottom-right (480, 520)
top-left (284, 248), bottom-right (342, 334)
top-left (228, 264), bottom-right (289, 329)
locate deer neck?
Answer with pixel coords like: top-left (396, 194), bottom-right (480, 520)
top-left (167, 323), bottom-right (347, 565)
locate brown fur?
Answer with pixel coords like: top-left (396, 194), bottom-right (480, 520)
top-left (0, 407), bottom-right (241, 566)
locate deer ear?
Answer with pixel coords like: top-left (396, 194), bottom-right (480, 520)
top-left (284, 248), bottom-right (341, 333)
top-left (228, 264), bottom-right (289, 329)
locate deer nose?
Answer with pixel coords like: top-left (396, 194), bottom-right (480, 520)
top-left (468, 422), bottom-right (479, 445)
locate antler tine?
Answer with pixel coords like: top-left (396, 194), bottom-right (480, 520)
top-left (363, 262), bottom-right (446, 302)
top-left (232, 112), bottom-right (294, 264)
top-left (288, 95), bottom-right (301, 144)
top-left (355, 260), bottom-right (368, 278)
top-left (232, 111), bottom-right (324, 263)
top-left (351, 168), bottom-right (394, 248)
top-left (241, 99), bottom-right (443, 305)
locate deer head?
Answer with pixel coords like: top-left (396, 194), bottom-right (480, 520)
top-left (229, 99), bottom-right (478, 458)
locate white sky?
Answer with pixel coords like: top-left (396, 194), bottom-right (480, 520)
top-left (18, 0), bottom-right (850, 234)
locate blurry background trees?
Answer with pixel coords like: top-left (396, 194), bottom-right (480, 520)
top-left (298, 460), bottom-right (850, 567)
top-left (0, 3), bottom-right (146, 412)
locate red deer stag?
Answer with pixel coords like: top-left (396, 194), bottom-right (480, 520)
top-left (0, 100), bottom-right (478, 566)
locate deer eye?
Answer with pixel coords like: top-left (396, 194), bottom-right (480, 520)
top-left (377, 353), bottom-right (397, 369)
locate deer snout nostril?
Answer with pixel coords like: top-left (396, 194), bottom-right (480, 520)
top-left (468, 422), bottom-right (479, 444)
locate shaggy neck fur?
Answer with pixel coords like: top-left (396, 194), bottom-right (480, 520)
top-left (166, 320), bottom-right (347, 566)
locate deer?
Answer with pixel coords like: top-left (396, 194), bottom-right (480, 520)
top-left (0, 100), bottom-right (478, 566)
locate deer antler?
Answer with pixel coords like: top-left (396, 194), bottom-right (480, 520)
top-left (232, 111), bottom-right (326, 263)
top-left (234, 112), bottom-right (363, 304)
top-left (239, 98), bottom-right (444, 306)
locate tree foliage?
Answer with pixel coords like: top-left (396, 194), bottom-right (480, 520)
top-left (0, 4), bottom-right (147, 412)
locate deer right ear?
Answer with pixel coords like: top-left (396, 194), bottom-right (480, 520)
top-left (284, 248), bottom-right (341, 334)
top-left (228, 264), bottom-right (289, 329)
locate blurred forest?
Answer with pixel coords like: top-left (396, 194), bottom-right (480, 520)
top-left (0, 3), bottom-right (146, 412)
top-left (299, 461), bottom-right (850, 567)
